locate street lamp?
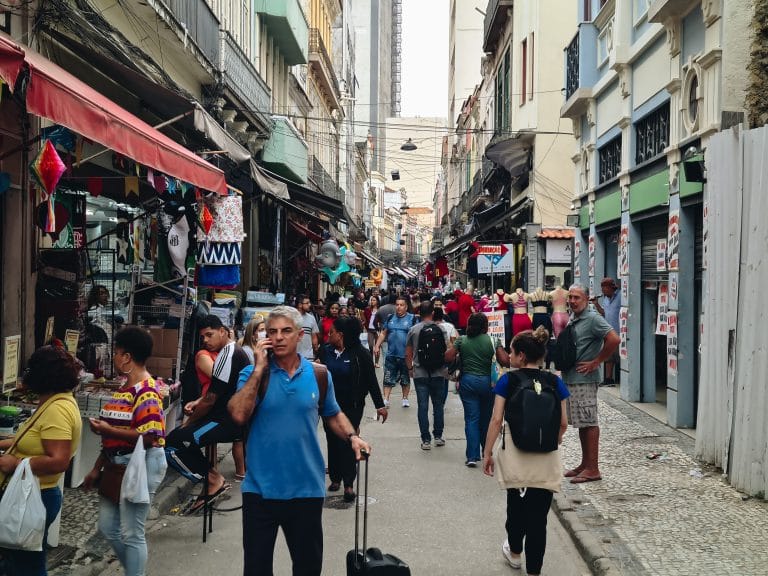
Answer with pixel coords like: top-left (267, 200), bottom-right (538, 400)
top-left (400, 138), bottom-right (417, 151)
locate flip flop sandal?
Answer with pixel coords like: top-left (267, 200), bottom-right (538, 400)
top-left (234, 474), bottom-right (246, 482)
top-left (570, 474), bottom-right (602, 484)
top-left (564, 468), bottom-right (584, 478)
top-left (186, 483), bottom-right (232, 514)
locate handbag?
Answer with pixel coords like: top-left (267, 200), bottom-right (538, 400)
top-left (0, 459), bottom-right (47, 551)
top-left (121, 436), bottom-right (150, 504)
top-left (98, 460), bottom-right (127, 505)
top-left (493, 424), bottom-right (562, 493)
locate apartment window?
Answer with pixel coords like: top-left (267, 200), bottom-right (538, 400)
top-left (584, 0), bottom-right (591, 21)
top-left (495, 48), bottom-right (510, 134)
top-left (529, 33), bottom-right (535, 100)
top-left (598, 135), bottom-right (622, 184)
top-left (634, 0), bottom-right (651, 24)
top-left (520, 39), bottom-right (527, 105)
top-left (597, 17), bottom-right (614, 67)
top-left (635, 103), bottom-right (670, 165)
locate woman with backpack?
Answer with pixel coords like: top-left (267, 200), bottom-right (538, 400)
top-left (318, 317), bottom-right (388, 501)
top-left (444, 313), bottom-right (509, 467)
top-left (482, 327), bottom-right (569, 576)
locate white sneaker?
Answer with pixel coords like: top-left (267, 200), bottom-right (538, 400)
top-left (402, 398), bottom-right (410, 407)
top-left (384, 399), bottom-right (390, 407)
top-left (502, 539), bottom-right (522, 569)
top-left (420, 441), bottom-right (431, 450)
top-left (434, 437), bottom-right (446, 447)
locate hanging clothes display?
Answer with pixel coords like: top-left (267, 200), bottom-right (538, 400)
top-left (196, 192), bottom-right (244, 288)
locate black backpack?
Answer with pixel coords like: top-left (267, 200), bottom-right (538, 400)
top-left (504, 370), bottom-right (561, 453)
top-left (551, 323), bottom-right (579, 372)
top-left (416, 323), bottom-right (447, 374)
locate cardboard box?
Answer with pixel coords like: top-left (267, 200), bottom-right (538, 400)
top-left (146, 357), bottom-right (176, 379)
top-left (147, 328), bottom-right (179, 358)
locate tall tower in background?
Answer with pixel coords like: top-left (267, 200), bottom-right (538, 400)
top-left (352, 0), bottom-right (397, 174)
top-left (391, 0), bottom-right (403, 117)
top-left (447, 0), bottom-right (484, 131)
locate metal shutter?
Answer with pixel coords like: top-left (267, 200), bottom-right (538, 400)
top-left (641, 217), bottom-right (669, 283)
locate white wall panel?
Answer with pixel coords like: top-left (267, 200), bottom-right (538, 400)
top-left (596, 80), bottom-right (620, 137)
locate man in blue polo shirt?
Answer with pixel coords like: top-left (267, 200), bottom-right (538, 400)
top-left (373, 294), bottom-right (416, 408)
top-left (592, 277), bottom-right (621, 386)
top-left (228, 306), bottom-right (370, 576)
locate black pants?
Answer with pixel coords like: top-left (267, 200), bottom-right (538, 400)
top-left (242, 493), bottom-right (324, 576)
top-left (165, 418), bottom-right (240, 480)
top-left (323, 401), bottom-right (364, 487)
top-left (505, 487), bottom-right (553, 575)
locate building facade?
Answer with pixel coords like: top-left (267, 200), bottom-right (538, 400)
top-left (561, 0), bottom-right (749, 428)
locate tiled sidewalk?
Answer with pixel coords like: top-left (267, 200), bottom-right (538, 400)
top-left (557, 391), bottom-right (768, 575)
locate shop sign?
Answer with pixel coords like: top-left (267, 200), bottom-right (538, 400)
top-left (588, 235), bottom-right (595, 278)
top-left (2, 335), bottom-right (21, 394)
top-left (702, 202), bottom-right (708, 270)
top-left (246, 291), bottom-right (286, 306)
top-left (573, 237), bottom-right (581, 280)
top-left (667, 210), bottom-right (680, 271)
top-left (484, 310), bottom-right (507, 343)
top-left (619, 307), bottom-right (628, 360)
top-left (667, 311), bottom-right (678, 375)
top-left (477, 244), bottom-right (514, 274)
top-left (656, 283), bottom-right (669, 336)
top-left (545, 239), bottom-right (572, 264)
top-left (44, 316), bottom-right (55, 345)
top-left (364, 280), bottom-right (375, 289)
top-left (656, 239), bottom-right (667, 271)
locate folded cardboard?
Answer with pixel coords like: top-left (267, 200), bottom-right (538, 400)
top-left (147, 328), bottom-right (179, 358)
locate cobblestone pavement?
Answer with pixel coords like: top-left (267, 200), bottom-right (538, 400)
top-left (559, 390), bottom-right (768, 576)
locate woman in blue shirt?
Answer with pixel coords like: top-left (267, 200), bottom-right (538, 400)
top-left (319, 317), bottom-right (388, 501)
top-left (483, 327), bottom-right (569, 576)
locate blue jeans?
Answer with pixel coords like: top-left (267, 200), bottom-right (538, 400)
top-left (98, 447), bottom-right (167, 576)
top-left (458, 373), bottom-right (494, 462)
top-left (414, 376), bottom-right (446, 442)
top-left (4, 486), bottom-right (62, 576)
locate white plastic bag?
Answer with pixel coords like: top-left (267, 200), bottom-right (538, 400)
top-left (121, 436), bottom-right (150, 504)
top-left (0, 458), bottom-right (46, 550)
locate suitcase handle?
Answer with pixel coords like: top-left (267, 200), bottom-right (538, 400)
top-left (354, 451), bottom-right (370, 568)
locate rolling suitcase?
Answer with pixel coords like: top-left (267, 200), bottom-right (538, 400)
top-left (345, 453), bottom-right (411, 575)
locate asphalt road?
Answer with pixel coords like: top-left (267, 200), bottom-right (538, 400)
top-left (105, 383), bottom-right (590, 576)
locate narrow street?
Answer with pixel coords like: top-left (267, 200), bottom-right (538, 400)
top-left (101, 388), bottom-right (590, 576)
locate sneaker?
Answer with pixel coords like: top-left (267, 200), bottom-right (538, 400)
top-left (502, 539), bottom-right (522, 569)
top-left (402, 398), bottom-right (410, 407)
top-left (421, 441), bottom-right (431, 450)
top-left (384, 399), bottom-right (390, 407)
top-left (465, 460), bottom-right (478, 468)
top-left (434, 437), bottom-right (446, 447)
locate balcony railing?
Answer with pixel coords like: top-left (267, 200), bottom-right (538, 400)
top-left (220, 30), bottom-right (271, 123)
top-left (162, 0), bottom-right (221, 68)
top-left (598, 135), bottom-right (622, 184)
top-left (635, 103), bottom-right (670, 165)
top-left (308, 28), bottom-right (341, 107)
top-left (312, 155), bottom-right (342, 202)
top-left (565, 32), bottom-right (579, 100)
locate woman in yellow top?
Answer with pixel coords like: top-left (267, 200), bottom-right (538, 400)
top-left (0, 345), bottom-right (82, 576)
top-left (83, 326), bottom-right (167, 576)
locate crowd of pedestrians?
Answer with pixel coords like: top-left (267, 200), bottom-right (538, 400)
top-left (0, 280), bottom-right (620, 576)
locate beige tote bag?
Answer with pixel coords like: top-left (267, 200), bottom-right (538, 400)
top-left (493, 424), bottom-right (562, 493)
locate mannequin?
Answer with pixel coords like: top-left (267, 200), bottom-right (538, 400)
top-left (550, 285), bottom-right (569, 338)
top-left (529, 287), bottom-right (553, 335)
top-left (495, 288), bottom-right (511, 347)
top-left (505, 287), bottom-right (532, 336)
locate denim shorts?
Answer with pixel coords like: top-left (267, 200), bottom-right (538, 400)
top-left (383, 356), bottom-right (409, 387)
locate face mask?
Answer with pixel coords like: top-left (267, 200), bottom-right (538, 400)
top-left (257, 331), bottom-right (267, 340)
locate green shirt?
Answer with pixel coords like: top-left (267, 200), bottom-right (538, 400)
top-left (564, 309), bottom-right (613, 384)
top-left (454, 334), bottom-right (495, 376)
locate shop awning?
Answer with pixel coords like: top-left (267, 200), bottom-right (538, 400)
top-left (22, 48), bottom-right (228, 194)
top-left (359, 249), bottom-right (383, 267)
top-left (255, 165), bottom-right (345, 221)
top-left (485, 132), bottom-right (536, 178)
top-left (0, 34), bottom-right (24, 89)
top-left (288, 219), bottom-right (323, 243)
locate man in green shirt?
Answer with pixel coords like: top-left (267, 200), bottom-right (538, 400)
top-left (563, 285), bottom-right (620, 484)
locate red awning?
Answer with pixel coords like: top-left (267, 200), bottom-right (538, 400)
top-left (23, 49), bottom-right (227, 194)
top-left (0, 34), bottom-right (24, 89)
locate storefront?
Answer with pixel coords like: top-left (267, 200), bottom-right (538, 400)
top-left (0, 37), bottom-right (242, 486)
